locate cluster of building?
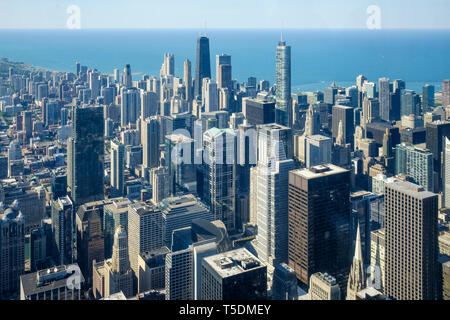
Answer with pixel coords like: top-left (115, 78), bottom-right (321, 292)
top-left (0, 34), bottom-right (449, 301)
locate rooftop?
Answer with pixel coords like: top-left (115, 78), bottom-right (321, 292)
top-left (203, 248), bottom-right (265, 278)
top-left (291, 164), bottom-right (348, 180)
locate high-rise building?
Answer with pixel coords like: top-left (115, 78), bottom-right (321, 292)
top-left (109, 226), bottom-right (133, 297)
top-left (305, 135), bottom-right (332, 168)
top-left (275, 40), bottom-right (291, 127)
top-left (121, 88), bottom-right (140, 127)
top-left (395, 143), bottom-right (433, 191)
top-left (255, 127), bottom-right (294, 266)
top-left (203, 78), bottom-right (218, 112)
top-left (140, 91), bottom-right (158, 119)
top-left (103, 198), bottom-right (132, 259)
top-left (426, 121), bottom-right (450, 192)
top-left (216, 54), bottom-right (232, 90)
top-left (385, 181), bottom-right (440, 300)
top-left (159, 194), bottom-right (213, 247)
top-left (67, 105), bottom-right (104, 206)
top-left (271, 263), bottom-right (298, 300)
top-left (370, 228), bottom-right (385, 291)
top-left (0, 203), bottom-right (24, 298)
top-left (110, 140), bottom-right (125, 197)
top-left (242, 97), bottom-right (275, 125)
top-left (308, 272), bottom-right (341, 300)
top-left (160, 53), bottom-right (175, 77)
top-left (423, 84), bottom-right (435, 111)
top-left (444, 137), bottom-right (450, 208)
top-left (195, 36), bottom-right (211, 99)
top-left (76, 202), bottom-right (105, 284)
top-left (128, 203), bottom-right (163, 284)
top-left (378, 78), bottom-right (391, 121)
top-left (400, 89), bottom-right (421, 116)
top-left (201, 248), bottom-right (267, 300)
top-left (288, 164), bottom-right (351, 293)
top-left (442, 80), bottom-right (450, 107)
top-left (122, 64), bottom-right (132, 88)
top-left (51, 196), bottom-right (74, 266)
top-left (142, 116), bottom-right (160, 170)
top-left (332, 105), bottom-right (354, 146)
top-left (202, 128), bottom-right (237, 233)
top-left (184, 59), bottom-right (192, 103)
top-left (150, 166), bottom-right (170, 205)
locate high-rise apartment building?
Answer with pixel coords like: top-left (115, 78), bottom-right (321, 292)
top-left (275, 40), bottom-right (291, 127)
top-left (110, 139), bottom-right (125, 197)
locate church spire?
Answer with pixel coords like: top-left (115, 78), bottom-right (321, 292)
top-left (346, 223), bottom-right (366, 300)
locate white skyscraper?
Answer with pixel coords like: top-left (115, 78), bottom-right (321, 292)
top-left (378, 78), bottom-right (391, 121)
top-left (444, 137), bottom-right (450, 208)
top-left (110, 139), bottom-right (125, 197)
top-left (203, 78), bottom-right (218, 112)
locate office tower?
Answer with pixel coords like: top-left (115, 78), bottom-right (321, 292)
top-left (242, 97), bottom-right (275, 125)
top-left (445, 137), bottom-right (450, 208)
top-left (67, 105), bottom-right (104, 206)
top-left (203, 79), bottom-right (219, 112)
top-left (362, 82), bottom-right (376, 99)
top-left (160, 53), bottom-right (175, 77)
top-left (113, 68), bottom-right (120, 83)
top-left (385, 181), bottom-right (439, 300)
top-left (89, 70), bottom-right (100, 99)
top-left (150, 166), bottom-right (170, 205)
top-left (288, 164), bottom-right (351, 292)
top-left (44, 99), bottom-right (59, 127)
top-left (443, 80), bottom-right (450, 107)
top-left (184, 59), bottom-right (192, 103)
top-left (165, 246), bottom-right (193, 300)
top-left (361, 97), bottom-right (380, 128)
top-left (195, 36), bottom-right (211, 99)
top-left (271, 263), bottom-right (298, 300)
top-left (423, 84), bottom-right (435, 111)
top-left (201, 248), bottom-right (267, 300)
top-left (160, 194), bottom-right (213, 246)
top-left (21, 110), bottom-right (32, 141)
top-left (76, 202), bottom-right (105, 284)
top-left (37, 83), bottom-right (48, 101)
top-left (356, 74), bottom-right (367, 92)
top-left (426, 121), bottom-right (450, 192)
top-left (128, 203), bottom-right (163, 283)
top-left (202, 128), bottom-right (237, 233)
top-left (0, 203), bottom-right (24, 298)
top-left (109, 226), bottom-right (133, 297)
top-left (400, 89), bottom-right (421, 116)
top-left (165, 133), bottom-right (196, 195)
top-left (122, 64), bottom-right (132, 88)
top-left (103, 198), bottom-right (131, 258)
top-left (370, 228), bottom-right (385, 291)
top-left (20, 264), bottom-right (85, 300)
top-left (346, 224), bottom-right (366, 300)
top-left (275, 40), bottom-right (291, 127)
top-left (121, 88), bottom-right (140, 127)
top-left (305, 135), bottom-right (332, 168)
top-left (142, 116), bottom-right (160, 170)
top-left (255, 126), bottom-right (294, 266)
top-left (51, 196), bottom-right (74, 266)
top-left (110, 140), bottom-right (125, 197)
top-left (216, 54), bottom-right (231, 79)
top-left (324, 85), bottom-right (338, 105)
top-left (332, 105), bottom-right (354, 146)
top-left (378, 78), bottom-right (391, 121)
top-left (395, 143), bottom-right (433, 191)
top-left (217, 64), bottom-right (232, 91)
top-left (76, 62), bottom-right (81, 76)
top-left (137, 247), bottom-right (170, 293)
top-left (140, 91), bottom-right (158, 119)
top-left (308, 272), bottom-right (341, 300)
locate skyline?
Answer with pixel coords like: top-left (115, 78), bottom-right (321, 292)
top-left (1, 0), bottom-right (450, 30)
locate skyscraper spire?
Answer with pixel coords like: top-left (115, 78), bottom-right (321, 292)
top-left (346, 223), bottom-right (366, 300)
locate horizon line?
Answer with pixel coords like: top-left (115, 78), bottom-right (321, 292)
top-left (1, 27), bottom-right (450, 31)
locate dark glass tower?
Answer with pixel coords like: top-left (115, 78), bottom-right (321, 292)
top-left (194, 36), bottom-right (211, 100)
top-left (275, 40), bottom-right (291, 127)
top-left (68, 105), bottom-right (105, 206)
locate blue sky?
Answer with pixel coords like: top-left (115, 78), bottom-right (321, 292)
top-left (1, 0), bottom-right (450, 29)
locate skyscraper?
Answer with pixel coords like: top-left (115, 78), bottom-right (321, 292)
top-left (332, 105), bottom-right (354, 146)
top-left (121, 88), bottom-right (140, 127)
top-left (288, 164), bottom-right (351, 293)
top-left (67, 105), bottom-right (104, 206)
top-left (275, 40), bottom-right (291, 127)
top-left (216, 54), bottom-right (232, 90)
top-left (255, 125), bottom-right (294, 266)
top-left (109, 226), bottom-right (133, 297)
top-left (0, 203), bottom-right (24, 299)
top-left (423, 84), bottom-right (435, 111)
top-left (442, 79), bottom-right (450, 108)
top-left (184, 59), bottom-right (192, 103)
top-left (202, 128), bottom-right (237, 233)
top-left (195, 36), bottom-right (211, 100)
top-left (122, 64), bottom-right (132, 88)
top-left (444, 137), bottom-right (450, 208)
top-left (142, 116), bottom-right (160, 170)
top-left (385, 181), bottom-right (440, 300)
top-left (378, 78), bottom-right (391, 121)
top-left (51, 196), bottom-right (74, 266)
top-left (110, 139), bottom-right (125, 197)
top-left (395, 143), bottom-right (433, 191)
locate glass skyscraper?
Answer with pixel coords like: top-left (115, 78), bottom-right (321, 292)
top-left (194, 36), bottom-right (211, 100)
top-left (275, 40), bottom-right (291, 127)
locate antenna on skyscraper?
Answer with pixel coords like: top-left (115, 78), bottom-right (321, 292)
top-left (204, 19), bottom-right (207, 37)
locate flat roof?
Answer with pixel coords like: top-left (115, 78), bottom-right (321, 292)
top-left (203, 248), bottom-right (265, 278)
top-left (290, 164), bottom-right (348, 180)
